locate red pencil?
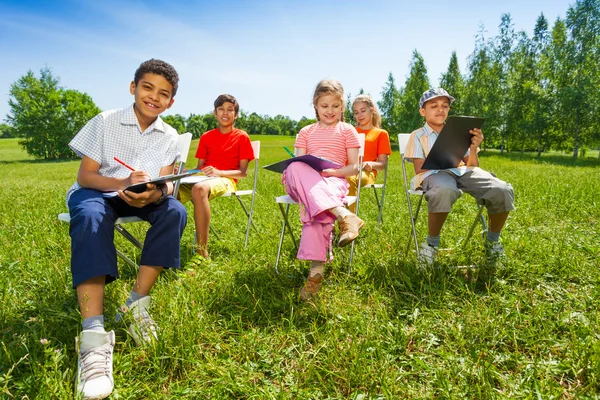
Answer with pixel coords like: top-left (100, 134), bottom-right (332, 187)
top-left (114, 157), bottom-right (136, 171)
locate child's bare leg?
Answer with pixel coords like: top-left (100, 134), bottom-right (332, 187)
top-left (427, 212), bottom-right (449, 237)
top-left (191, 183), bottom-right (212, 258)
top-left (76, 277), bottom-right (105, 319)
top-left (488, 212), bottom-right (509, 233)
top-left (132, 265), bottom-right (163, 296)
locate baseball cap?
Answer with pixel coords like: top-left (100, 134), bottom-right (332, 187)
top-left (419, 88), bottom-right (456, 108)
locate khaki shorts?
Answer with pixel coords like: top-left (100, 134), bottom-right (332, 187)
top-left (177, 177), bottom-right (237, 204)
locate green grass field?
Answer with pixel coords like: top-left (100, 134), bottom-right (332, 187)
top-left (1, 136), bottom-right (599, 399)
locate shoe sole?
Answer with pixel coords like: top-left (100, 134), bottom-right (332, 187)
top-left (338, 219), bottom-right (365, 247)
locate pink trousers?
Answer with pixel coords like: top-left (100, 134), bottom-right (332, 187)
top-left (282, 162), bottom-right (349, 261)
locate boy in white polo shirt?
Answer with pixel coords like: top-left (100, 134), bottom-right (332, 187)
top-left (66, 59), bottom-right (187, 399)
top-left (404, 88), bottom-right (514, 268)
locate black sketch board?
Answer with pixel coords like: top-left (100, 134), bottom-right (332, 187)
top-left (422, 116), bottom-right (486, 170)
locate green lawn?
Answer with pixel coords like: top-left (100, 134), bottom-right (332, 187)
top-left (0, 136), bottom-right (599, 399)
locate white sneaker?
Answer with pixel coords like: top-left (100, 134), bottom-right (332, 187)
top-left (418, 242), bottom-right (438, 268)
top-left (76, 330), bottom-right (115, 399)
top-left (119, 296), bottom-right (157, 346)
top-left (485, 240), bottom-right (506, 264)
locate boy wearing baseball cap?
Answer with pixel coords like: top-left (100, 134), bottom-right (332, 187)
top-left (404, 88), bottom-right (514, 268)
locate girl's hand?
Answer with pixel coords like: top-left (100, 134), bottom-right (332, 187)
top-left (320, 168), bottom-right (337, 177)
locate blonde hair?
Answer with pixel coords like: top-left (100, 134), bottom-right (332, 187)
top-left (352, 94), bottom-right (382, 128)
top-left (312, 78), bottom-right (345, 122)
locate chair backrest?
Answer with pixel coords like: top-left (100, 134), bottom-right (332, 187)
top-left (249, 141), bottom-right (260, 191)
top-left (251, 140), bottom-right (261, 160)
top-left (178, 132), bottom-right (193, 169)
top-left (397, 133), bottom-right (414, 193)
top-left (173, 132), bottom-right (193, 197)
top-left (397, 133), bottom-right (411, 156)
top-left (357, 133), bottom-right (366, 157)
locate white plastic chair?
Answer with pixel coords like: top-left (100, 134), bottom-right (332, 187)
top-left (398, 133), bottom-right (487, 258)
top-left (354, 138), bottom-right (389, 229)
top-left (274, 137), bottom-right (362, 273)
top-left (58, 132), bottom-right (193, 268)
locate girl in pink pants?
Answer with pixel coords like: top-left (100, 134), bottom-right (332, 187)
top-left (284, 79), bottom-right (365, 301)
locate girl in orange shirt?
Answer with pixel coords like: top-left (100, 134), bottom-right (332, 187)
top-left (347, 94), bottom-right (392, 212)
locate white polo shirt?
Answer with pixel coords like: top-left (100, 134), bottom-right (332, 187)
top-left (66, 104), bottom-right (179, 201)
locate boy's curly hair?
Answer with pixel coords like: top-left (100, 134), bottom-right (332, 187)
top-left (134, 59), bottom-right (179, 97)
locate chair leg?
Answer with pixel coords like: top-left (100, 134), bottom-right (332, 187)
top-left (114, 224), bottom-right (143, 250)
top-left (405, 195), bottom-right (422, 257)
top-left (275, 203), bottom-right (297, 273)
top-left (235, 195), bottom-right (259, 234)
top-left (116, 249), bottom-right (139, 269)
top-left (114, 224), bottom-right (143, 268)
top-left (372, 186), bottom-right (383, 228)
top-left (464, 204), bottom-right (485, 246)
top-left (348, 235), bottom-right (355, 274)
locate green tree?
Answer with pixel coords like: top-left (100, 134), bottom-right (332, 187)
top-left (564, 0), bottom-right (600, 157)
top-left (531, 14), bottom-right (553, 157)
top-left (378, 72), bottom-right (401, 134)
top-left (0, 123), bottom-right (16, 138)
top-left (439, 51), bottom-right (466, 115)
top-left (344, 93), bottom-right (356, 126)
top-left (493, 14), bottom-right (516, 152)
top-left (186, 114), bottom-right (207, 139)
top-left (463, 25), bottom-right (503, 150)
top-left (546, 18), bottom-right (571, 153)
top-left (296, 116), bottom-right (316, 131)
top-left (397, 50), bottom-right (430, 133)
top-left (6, 68), bottom-right (100, 159)
top-left (162, 114), bottom-right (186, 134)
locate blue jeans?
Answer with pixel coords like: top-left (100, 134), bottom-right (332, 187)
top-left (68, 189), bottom-right (187, 288)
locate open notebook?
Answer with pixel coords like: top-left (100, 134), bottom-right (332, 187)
top-left (263, 154), bottom-right (341, 174)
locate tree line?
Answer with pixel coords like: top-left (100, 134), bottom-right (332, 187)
top-left (3, 0), bottom-right (598, 159)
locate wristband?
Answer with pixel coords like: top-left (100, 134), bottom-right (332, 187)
top-left (154, 184), bottom-right (168, 205)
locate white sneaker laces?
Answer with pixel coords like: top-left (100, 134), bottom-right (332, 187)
top-left (79, 342), bottom-right (112, 382)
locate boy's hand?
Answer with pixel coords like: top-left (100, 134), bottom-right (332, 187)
top-left (470, 128), bottom-right (484, 149)
top-left (126, 170), bottom-right (151, 187)
top-left (362, 162), bottom-right (373, 172)
top-left (118, 183), bottom-right (161, 208)
top-left (201, 166), bottom-right (221, 177)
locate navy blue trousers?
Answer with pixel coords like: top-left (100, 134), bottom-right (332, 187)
top-left (68, 189), bottom-right (187, 288)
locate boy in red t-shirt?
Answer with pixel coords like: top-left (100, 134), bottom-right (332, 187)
top-left (179, 94), bottom-right (254, 264)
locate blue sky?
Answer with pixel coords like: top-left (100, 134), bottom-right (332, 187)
top-left (0, 0), bottom-right (572, 122)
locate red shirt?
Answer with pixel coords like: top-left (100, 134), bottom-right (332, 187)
top-left (195, 128), bottom-right (254, 181)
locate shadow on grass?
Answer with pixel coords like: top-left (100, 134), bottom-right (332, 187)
top-left (0, 158), bottom-right (77, 165)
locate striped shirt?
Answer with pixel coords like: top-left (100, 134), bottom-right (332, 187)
top-left (66, 104), bottom-right (180, 201)
top-left (404, 123), bottom-right (472, 190)
top-left (295, 122), bottom-right (360, 166)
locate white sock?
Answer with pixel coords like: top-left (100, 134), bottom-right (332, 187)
top-left (329, 206), bottom-right (351, 220)
top-left (309, 261), bottom-right (324, 278)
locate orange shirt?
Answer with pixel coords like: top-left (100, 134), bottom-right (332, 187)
top-left (355, 127), bottom-right (392, 176)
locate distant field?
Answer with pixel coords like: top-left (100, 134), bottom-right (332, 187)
top-left (0, 135), bottom-right (598, 398)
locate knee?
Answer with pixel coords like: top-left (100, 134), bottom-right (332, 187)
top-left (191, 183), bottom-right (211, 201)
top-left (166, 198), bottom-right (187, 222)
top-left (429, 185), bottom-right (461, 202)
top-left (485, 182), bottom-right (515, 211)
